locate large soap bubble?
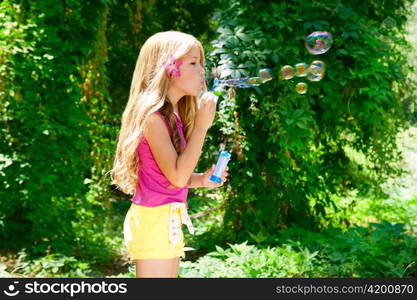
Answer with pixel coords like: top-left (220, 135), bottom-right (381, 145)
top-left (305, 31), bottom-right (333, 55)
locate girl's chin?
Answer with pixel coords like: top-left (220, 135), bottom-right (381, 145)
top-left (184, 86), bottom-right (204, 97)
top-left (190, 89), bottom-right (202, 97)
top-left (186, 93), bottom-right (199, 98)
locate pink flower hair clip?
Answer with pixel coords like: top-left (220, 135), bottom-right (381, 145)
top-left (162, 54), bottom-right (182, 78)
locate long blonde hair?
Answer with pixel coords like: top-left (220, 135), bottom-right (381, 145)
top-left (110, 31), bottom-right (205, 195)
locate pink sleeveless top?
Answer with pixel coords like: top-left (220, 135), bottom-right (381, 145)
top-left (131, 111), bottom-right (189, 207)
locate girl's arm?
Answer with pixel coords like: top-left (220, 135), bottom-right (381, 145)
top-left (166, 172), bottom-right (203, 188)
top-left (187, 173), bottom-right (204, 188)
top-left (144, 96), bottom-right (216, 188)
top-left (144, 115), bottom-right (208, 187)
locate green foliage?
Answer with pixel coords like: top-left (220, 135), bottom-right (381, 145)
top-left (179, 221), bottom-right (417, 278)
top-left (199, 0), bottom-right (417, 242)
top-left (180, 241), bottom-right (321, 277)
top-left (279, 221), bottom-right (417, 277)
top-left (323, 192), bottom-right (417, 234)
top-left (13, 250), bottom-right (93, 277)
top-left (0, 0), bottom-right (119, 260)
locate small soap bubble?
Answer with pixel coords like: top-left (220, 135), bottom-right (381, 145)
top-left (307, 60), bottom-right (325, 82)
top-left (296, 82), bottom-right (308, 94)
top-left (280, 65), bottom-right (294, 80)
top-left (209, 70), bottom-right (271, 91)
top-left (383, 17), bottom-right (397, 31)
top-left (212, 76), bottom-right (266, 89)
top-left (258, 68), bottom-right (272, 82)
top-left (295, 62), bottom-right (309, 77)
top-left (305, 31), bottom-right (333, 55)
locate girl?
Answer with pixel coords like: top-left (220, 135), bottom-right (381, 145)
top-left (110, 31), bottom-right (228, 278)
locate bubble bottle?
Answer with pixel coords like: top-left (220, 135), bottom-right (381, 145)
top-left (209, 150), bottom-right (231, 184)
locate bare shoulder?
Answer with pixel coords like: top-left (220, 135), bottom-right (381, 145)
top-left (143, 112), bottom-right (169, 139)
top-left (142, 111), bottom-right (179, 185)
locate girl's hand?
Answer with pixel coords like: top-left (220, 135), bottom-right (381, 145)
top-left (195, 92), bottom-right (217, 131)
top-left (201, 164), bottom-right (229, 188)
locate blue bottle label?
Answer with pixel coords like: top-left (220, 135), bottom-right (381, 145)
top-left (209, 151), bottom-right (231, 183)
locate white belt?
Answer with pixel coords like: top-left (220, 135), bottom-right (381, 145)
top-left (168, 202), bottom-right (195, 248)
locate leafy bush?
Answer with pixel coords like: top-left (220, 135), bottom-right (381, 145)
top-left (0, 0), bottom-right (103, 254)
top-left (13, 250), bottom-right (92, 278)
top-left (179, 221), bottom-right (417, 278)
top-left (180, 241), bottom-right (322, 278)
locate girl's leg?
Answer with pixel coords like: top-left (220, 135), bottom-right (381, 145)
top-left (171, 256), bottom-right (180, 277)
top-left (135, 257), bottom-right (180, 278)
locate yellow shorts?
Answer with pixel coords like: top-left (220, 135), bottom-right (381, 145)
top-left (123, 202), bottom-right (194, 260)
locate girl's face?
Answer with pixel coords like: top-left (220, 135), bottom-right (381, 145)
top-left (170, 45), bottom-right (205, 97)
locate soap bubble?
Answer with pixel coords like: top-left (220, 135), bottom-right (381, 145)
top-left (212, 76), bottom-right (265, 89)
top-left (258, 68), bottom-right (272, 82)
top-left (295, 62), bottom-right (309, 77)
top-left (305, 31), bottom-right (333, 55)
top-left (307, 73), bottom-right (323, 82)
top-left (375, 31), bottom-right (389, 44)
top-left (244, 77), bottom-right (263, 86)
top-left (280, 65), bottom-right (294, 80)
top-left (296, 82), bottom-right (308, 94)
top-left (209, 68), bottom-right (273, 92)
top-left (307, 60), bottom-right (325, 82)
top-left (382, 17), bottom-right (397, 31)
